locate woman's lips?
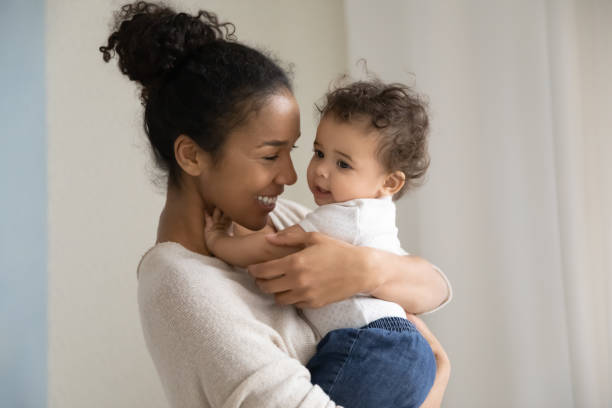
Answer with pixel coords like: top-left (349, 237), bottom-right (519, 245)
top-left (256, 195), bottom-right (278, 211)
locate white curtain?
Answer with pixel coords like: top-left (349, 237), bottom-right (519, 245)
top-left (343, 1), bottom-right (612, 407)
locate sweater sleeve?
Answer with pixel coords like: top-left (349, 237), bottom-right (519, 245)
top-left (138, 254), bottom-right (339, 408)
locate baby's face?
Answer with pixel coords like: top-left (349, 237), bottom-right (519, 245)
top-left (307, 115), bottom-right (390, 205)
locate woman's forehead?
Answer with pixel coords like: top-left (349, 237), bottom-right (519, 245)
top-left (224, 120), bottom-right (300, 153)
top-left (230, 94), bottom-right (300, 148)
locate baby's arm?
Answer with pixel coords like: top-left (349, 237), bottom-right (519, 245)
top-left (204, 208), bottom-right (303, 268)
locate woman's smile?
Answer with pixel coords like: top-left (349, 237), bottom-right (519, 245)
top-left (256, 194), bottom-right (279, 211)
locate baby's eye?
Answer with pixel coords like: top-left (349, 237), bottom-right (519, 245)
top-left (313, 149), bottom-right (324, 159)
top-left (337, 160), bottom-right (352, 169)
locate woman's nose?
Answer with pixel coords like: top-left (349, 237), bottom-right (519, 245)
top-left (276, 155), bottom-right (297, 186)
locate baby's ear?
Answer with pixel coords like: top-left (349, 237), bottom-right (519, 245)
top-left (382, 170), bottom-right (406, 196)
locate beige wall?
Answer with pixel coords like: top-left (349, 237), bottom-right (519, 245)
top-left (47, 1), bottom-right (347, 406)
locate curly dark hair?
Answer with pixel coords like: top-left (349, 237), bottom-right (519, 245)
top-left (317, 79), bottom-right (430, 199)
top-left (100, 1), bottom-right (292, 186)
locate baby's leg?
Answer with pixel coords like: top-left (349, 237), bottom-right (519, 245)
top-left (306, 317), bottom-right (436, 408)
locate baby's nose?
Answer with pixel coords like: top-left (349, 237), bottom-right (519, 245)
top-left (315, 164), bottom-right (328, 178)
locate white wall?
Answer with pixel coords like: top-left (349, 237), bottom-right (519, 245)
top-left (344, 1), bottom-right (612, 407)
top-left (46, 1), bottom-right (347, 406)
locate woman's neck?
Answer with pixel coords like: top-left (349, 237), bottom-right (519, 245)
top-left (157, 183), bottom-right (211, 256)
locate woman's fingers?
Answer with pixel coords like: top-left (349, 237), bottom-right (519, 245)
top-left (406, 315), bottom-right (448, 366)
top-left (406, 315), bottom-right (436, 346)
top-left (251, 265), bottom-right (322, 308)
top-left (275, 291), bottom-right (307, 306)
top-left (251, 232), bottom-right (364, 308)
top-left (255, 277), bottom-right (294, 295)
top-left (248, 258), bottom-right (290, 280)
top-left (406, 315), bottom-right (451, 387)
top-left (255, 277), bottom-right (307, 306)
top-left (252, 270), bottom-right (310, 306)
top-left (405, 315), bottom-right (450, 408)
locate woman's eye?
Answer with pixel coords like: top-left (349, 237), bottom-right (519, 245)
top-left (314, 149), bottom-right (324, 158)
top-left (337, 160), bottom-right (351, 169)
top-left (263, 155), bottom-right (279, 161)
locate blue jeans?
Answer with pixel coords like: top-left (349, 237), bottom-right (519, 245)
top-left (306, 317), bottom-right (436, 408)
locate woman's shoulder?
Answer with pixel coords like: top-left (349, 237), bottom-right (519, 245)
top-left (138, 242), bottom-right (230, 280)
top-left (137, 242), bottom-right (239, 304)
top-left (137, 242), bottom-right (259, 326)
top-left (269, 197), bottom-right (312, 230)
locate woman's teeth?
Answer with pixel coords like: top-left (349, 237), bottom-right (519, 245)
top-left (257, 195), bottom-right (277, 206)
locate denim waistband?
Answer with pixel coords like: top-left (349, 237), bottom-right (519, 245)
top-left (363, 317), bottom-right (416, 332)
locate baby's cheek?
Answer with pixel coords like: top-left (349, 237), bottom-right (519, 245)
top-left (333, 177), bottom-right (360, 202)
top-left (354, 176), bottom-right (379, 199)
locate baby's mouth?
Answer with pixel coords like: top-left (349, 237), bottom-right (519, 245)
top-left (313, 186), bottom-right (333, 202)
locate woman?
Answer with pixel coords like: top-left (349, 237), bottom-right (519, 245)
top-left (100, 2), bottom-right (451, 407)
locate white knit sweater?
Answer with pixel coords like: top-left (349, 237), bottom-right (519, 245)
top-left (138, 199), bottom-right (338, 407)
top-left (137, 199), bottom-right (451, 407)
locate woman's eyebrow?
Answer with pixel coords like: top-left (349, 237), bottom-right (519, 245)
top-left (258, 133), bottom-right (301, 148)
top-left (257, 140), bottom-right (290, 147)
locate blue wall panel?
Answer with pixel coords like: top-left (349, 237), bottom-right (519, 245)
top-left (0, 0), bottom-right (47, 407)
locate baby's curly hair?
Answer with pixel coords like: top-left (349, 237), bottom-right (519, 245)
top-left (317, 79), bottom-right (430, 199)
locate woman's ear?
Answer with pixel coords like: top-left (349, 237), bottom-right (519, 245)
top-left (174, 134), bottom-right (211, 176)
top-left (382, 170), bottom-right (406, 196)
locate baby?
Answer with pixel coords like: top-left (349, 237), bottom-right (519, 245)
top-left (205, 79), bottom-right (436, 408)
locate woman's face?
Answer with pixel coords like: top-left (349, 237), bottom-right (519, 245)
top-left (199, 91), bottom-right (300, 230)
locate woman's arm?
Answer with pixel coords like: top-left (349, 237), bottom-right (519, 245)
top-left (247, 228), bottom-right (450, 313)
top-left (366, 249), bottom-right (450, 315)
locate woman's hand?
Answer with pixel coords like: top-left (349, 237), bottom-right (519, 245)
top-left (406, 315), bottom-right (451, 408)
top-left (247, 228), bottom-right (377, 309)
top-left (247, 227), bottom-right (450, 314)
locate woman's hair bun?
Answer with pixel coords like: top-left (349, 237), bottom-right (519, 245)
top-left (100, 1), bottom-right (236, 88)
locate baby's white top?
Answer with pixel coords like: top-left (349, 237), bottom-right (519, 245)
top-left (298, 196), bottom-right (451, 337)
top-left (299, 196), bottom-right (405, 255)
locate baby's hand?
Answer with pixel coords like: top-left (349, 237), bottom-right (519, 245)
top-left (204, 208), bottom-right (233, 251)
